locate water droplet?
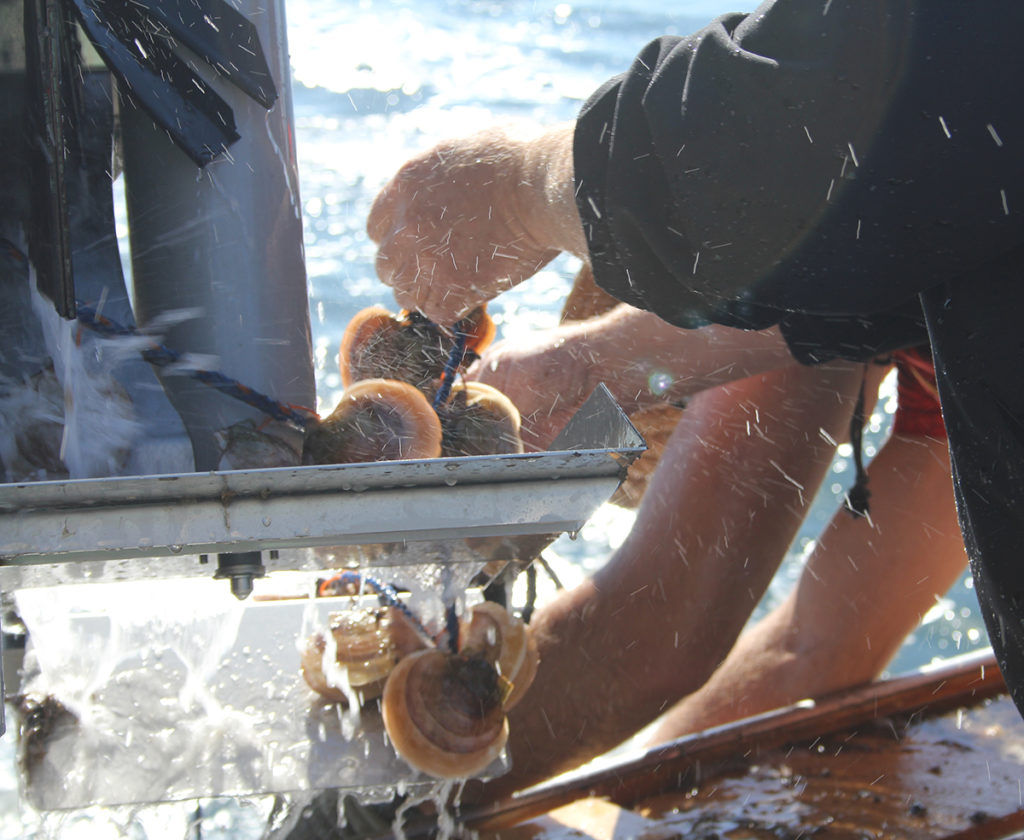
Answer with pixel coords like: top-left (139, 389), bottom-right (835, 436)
top-left (169, 544), bottom-right (183, 554)
top-left (262, 517), bottom-right (272, 527)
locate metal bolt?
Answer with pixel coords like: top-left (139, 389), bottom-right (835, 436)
top-left (214, 551), bottom-right (265, 600)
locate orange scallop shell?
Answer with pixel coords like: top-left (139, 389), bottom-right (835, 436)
top-left (339, 306), bottom-right (449, 391)
top-left (339, 306), bottom-right (496, 393)
top-left (459, 306), bottom-right (496, 356)
top-left (382, 649), bottom-right (509, 779)
top-left (302, 379), bottom-right (442, 464)
top-left (438, 381), bottom-right (524, 457)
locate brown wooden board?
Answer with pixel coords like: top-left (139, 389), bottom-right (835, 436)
top-left (461, 651), bottom-right (1022, 840)
top-left (634, 691), bottom-right (1024, 839)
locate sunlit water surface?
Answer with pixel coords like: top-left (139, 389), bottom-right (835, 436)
top-left (1, 0), bottom-right (987, 836)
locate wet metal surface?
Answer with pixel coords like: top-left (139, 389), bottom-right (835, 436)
top-left (0, 386), bottom-right (643, 581)
top-left (14, 586), bottom-right (492, 809)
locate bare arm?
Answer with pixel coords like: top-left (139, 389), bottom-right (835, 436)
top-left (481, 359), bottom-right (866, 797)
top-left (649, 430), bottom-right (965, 741)
top-left (472, 304), bottom-right (795, 450)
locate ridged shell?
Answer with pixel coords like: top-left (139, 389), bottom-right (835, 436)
top-left (382, 649), bottom-right (509, 779)
top-left (302, 379), bottom-right (442, 465)
top-left (339, 306), bottom-right (496, 393)
top-left (339, 306), bottom-right (449, 391)
top-left (301, 606), bottom-right (426, 703)
top-left (437, 381), bottom-right (524, 457)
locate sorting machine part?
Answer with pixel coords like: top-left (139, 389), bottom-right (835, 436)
top-left (0, 385), bottom-right (646, 750)
top-left (213, 551), bottom-right (267, 601)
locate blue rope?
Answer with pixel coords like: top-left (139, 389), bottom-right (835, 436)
top-left (431, 320), bottom-right (470, 408)
top-left (430, 320), bottom-right (476, 647)
top-left (319, 571), bottom-right (435, 643)
top-left (444, 603), bottom-right (460, 654)
top-left (76, 303), bottom-right (319, 430)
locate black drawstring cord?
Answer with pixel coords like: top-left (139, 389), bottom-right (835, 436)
top-left (845, 374), bottom-right (871, 518)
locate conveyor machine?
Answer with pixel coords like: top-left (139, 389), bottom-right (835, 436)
top-left (0, 387), bottom-right (643, 808)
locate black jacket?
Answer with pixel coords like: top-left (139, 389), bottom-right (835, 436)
top-left (573, 0), bottom-right (1024, 362)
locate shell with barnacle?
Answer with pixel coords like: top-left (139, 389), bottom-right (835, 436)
top-left (380, 602), bottom-right (538, 778)
top-left (459, 601), bottom-right (539, 710)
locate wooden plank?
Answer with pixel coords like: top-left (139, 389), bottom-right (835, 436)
top-left (463, 650), bottom-right (1005, 832)
top-left (633, 690), bottom-right (1024, 838)
top-left (478, 798), bottom-right (680, 840)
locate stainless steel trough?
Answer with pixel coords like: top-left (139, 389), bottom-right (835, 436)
top-left (0, 385), bottom-right (643, 588)
top-left (0, 385), bottom-right (645, 805)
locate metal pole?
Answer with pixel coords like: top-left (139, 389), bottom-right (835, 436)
top-left (121, 0), bottom-right (313, 470)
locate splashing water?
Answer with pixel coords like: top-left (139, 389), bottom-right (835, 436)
top-left (15, 284), bottom-right (142, 480)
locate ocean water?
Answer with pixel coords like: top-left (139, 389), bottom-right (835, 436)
top-left (1, 0), bottom-right (989, 836)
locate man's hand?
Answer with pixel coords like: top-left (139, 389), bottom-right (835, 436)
top-left (470, 327), bottom-right (596, 451)
top-left (367, 124), bottom-right (582, 326)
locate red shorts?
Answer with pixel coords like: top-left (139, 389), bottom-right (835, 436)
top-left (891, 346), bottom-right (946, 438)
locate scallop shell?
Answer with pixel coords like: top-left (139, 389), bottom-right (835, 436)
top-left (339, 306), bottom-right (450, 391)
top-left (339, 306), bottom-right (496, 393)
top-left (382, 649), bottom-right (509, 779)
top-left (437, 381), bottom-right (524, 457)
top-left (302, 379), bottom-right (442, 465)
top-left (458, 306), bottom-right (497, 356)
top-left (459, 601), bottom-right (538, 709)
top-left (301, 606), bottom-right (426, 703)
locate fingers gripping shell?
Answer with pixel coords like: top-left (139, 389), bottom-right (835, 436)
top-left (382, 649), bottom-right (509, 779)
top-left (459, 602), bottom-right (539, 710)
top-left (302, 379), bottom-right (443, 465)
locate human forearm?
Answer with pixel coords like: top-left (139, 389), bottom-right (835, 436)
top-left (474, 304), bottom-right (795, 449)
top-left (480, 360), bottom-right (863, 796)
top-left (649, 432), bottom-right (966, 741)
top-left (517, 124), bottom-right (587, 260)
top-left (564, 305), bottom-right (794, 410)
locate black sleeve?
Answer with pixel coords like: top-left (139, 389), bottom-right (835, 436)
top-left (779, 298), bottom-right (927, 365)
top-left (574, 0), bottom-right (1024, 355)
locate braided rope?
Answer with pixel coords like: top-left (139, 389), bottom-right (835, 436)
top-left (431, 320), bottom-right (470, 408)
top-left (76, 303), bottom-right (319, 429)
top-left (444, 602), bottom-right (461, 654)
top-left (430, 318), bottom-right (478, 638)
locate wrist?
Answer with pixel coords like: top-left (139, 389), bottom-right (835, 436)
top-left (516, 124), bottom-right (587, 259)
